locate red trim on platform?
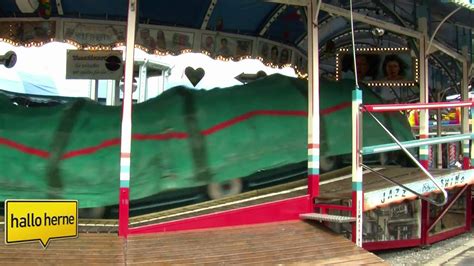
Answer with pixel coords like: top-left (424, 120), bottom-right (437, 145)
top-left (363, 239), bottom-right (421, 251)
top-left (129, 195), bottom-right (310, 235)
top-left (0, 137), bottom-right (50, 158)
top-left (428, 226), bottom-right (467, 245)
top-left (118, 187), bottom-right (130, 237)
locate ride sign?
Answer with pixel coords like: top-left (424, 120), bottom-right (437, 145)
top-left (66, 50), bottom-right (123, 80)
top-left (4, 200), bottom-right (78, 248)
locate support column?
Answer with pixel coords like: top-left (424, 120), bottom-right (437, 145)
top-left (419, 38), bottom-right (430, 168)
top-left (307, 0), bottom-right (321, 209)
top-left (351, 88), bottom-right (363, 247)
top-left (347, 0), bottom-right (363, 247)
top-left (89, 80), bottom-right (99, 101)
top-left (138, 63), bottom-right (147, 103)
top-left (418, 7), bottom-right (430, 246)
top-left (436, 91), bottom-right (443, 169)
top-left (106, 80), bottom-right (117, 106)
top-left (471, 94), bottom-right (474, 168)
top-left (118, 0), bottom-right (138, 237)
top-left (461, 45), bottom-right (470, 169)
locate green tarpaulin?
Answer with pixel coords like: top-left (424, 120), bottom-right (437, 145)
top-left (0, 74), bottom-right (414, 208)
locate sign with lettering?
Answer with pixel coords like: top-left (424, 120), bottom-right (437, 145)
top-left (4, 200), bottom-right (78, 248)
top-left (66, 50), bottom-right (123, 80)
top-left (364, 169), bottom-right (474, 211)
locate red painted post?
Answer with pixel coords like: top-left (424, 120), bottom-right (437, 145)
top-left (420, 200), bottom-right (430, 246)
top-left (119, 187), bottom-right (129, 236)
top-left (466, 185), bottom-right (472, 231)
top-left (463, 155), bottom-right (470, 169)
top-left (118, 0), bottom-right (138, 237)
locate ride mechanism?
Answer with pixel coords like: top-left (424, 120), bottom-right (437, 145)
top-left (0, 0), bottom-right (471, 252)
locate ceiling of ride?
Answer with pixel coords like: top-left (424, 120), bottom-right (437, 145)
top-left (0, 0), bottom-right (472, 95)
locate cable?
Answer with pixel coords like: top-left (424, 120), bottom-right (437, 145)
top-left (349, 0), bottom-right (359, 89)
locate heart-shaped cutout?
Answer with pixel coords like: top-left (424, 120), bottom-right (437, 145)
top-left (185, 67), bottom-right (205, 87)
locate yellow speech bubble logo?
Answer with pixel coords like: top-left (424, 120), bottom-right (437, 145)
top-left (4, 200), bottom-right (78, 248)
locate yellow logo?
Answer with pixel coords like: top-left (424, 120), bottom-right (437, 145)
top-left (4, 200), bottom-right (78, 248)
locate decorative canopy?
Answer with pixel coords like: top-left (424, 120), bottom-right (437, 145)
top-left (0, 0), bottom-right (472, 94)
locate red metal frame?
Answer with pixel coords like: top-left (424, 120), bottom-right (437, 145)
top-left (363, 101), bottom-right (474, 113)
top-left (428, 185), bottom-right (469, 232)
top-left (128, 195), bottom-right (310, 235)
top-left (428, 226), bottom-right (467, 245)
top-left (364, 186), bottom-right (472, 250)
top-left (466, 185), bottom-right (472, 229)
top-left (314, 204), bottom-right (352, 212)
top-left (363, 239), bottom-right (421, 251)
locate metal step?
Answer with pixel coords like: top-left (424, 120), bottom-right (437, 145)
top-left (300, 213), bottom-right (356, 223)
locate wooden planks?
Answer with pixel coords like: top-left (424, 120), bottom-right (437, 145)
top-left (126, 220), bottom-right (387, 265)
top-left (0, 233), bottom-right (125, 265)
top-left (0, 221), bottom-right (386, 264)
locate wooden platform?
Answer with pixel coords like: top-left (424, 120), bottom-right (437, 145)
top-left (0, 221), bottom-right (386, 265)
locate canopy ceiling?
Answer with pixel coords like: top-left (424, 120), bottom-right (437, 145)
top-left (0, 0), bottom-right (472, 94)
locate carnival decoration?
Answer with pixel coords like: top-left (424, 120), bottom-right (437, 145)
top-left (336, 47), bottom-right (418, 87)
top-left (184, 67), bottom-right (205, 87)
top-left (38, 0), bottom-right (52, 19)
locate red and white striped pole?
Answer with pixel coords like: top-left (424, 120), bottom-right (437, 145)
top-left (461, 45), bottom-right (470, 170)
top-left (419, 34), bottom-right (430, 169)
top-left (307, 0), bottom-right (321, 209)
top-left (118, 0), bottom-right (138, 237)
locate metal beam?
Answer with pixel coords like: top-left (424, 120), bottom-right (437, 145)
top-left (263, 0), bottom-right (307, 6)
top-left (430, 40), bottom-right (465, 62)
top-left (56, 0), bottom-right (64, 15)
top-left (362, 133), bottom-right (474, 155)
top-left (201, 0), bottom-right (218, 30)
top-left (319, 3), bottom-right (422, 39)
top-left (259, 5), bottom-right (288, 36)
top-left (427, 185), bottom-right (469, 233)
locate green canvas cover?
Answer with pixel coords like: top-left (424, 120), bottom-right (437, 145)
top-left (0, 74), bottom-right (414, 208)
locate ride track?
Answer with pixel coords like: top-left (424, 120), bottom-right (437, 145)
top-left (0, 75), bottom-right (414, 212)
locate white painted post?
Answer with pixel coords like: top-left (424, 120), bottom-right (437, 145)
top-left (418, 17), bottom-right (430, 169)
top-left (348, 0), bottom-right (363, 247)
top-left (138, 63), bottom-right (147, 103)
top-left (307, 0), bottom-right (321, 206)
top-left (118, 0), bottom-right (138, 237)
top-left (89, 80), bottom-right (98, 101)
top-left (461, 45), bottom-right (470, 169)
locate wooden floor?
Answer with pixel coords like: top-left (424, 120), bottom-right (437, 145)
top-left (0, 234), bottom-right (125, 265)
top-left (0, 221), bottom-right (386, 265)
